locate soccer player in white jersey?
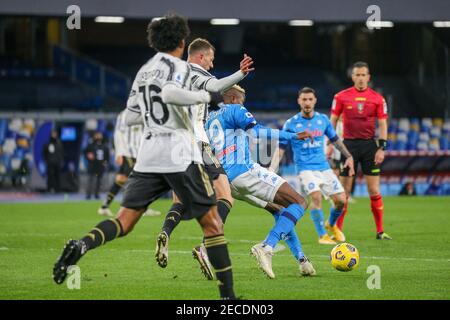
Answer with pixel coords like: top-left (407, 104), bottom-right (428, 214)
top-left (97, 110), bottom-right (161, 217)
top-left (53, 14), bottom-right (237, 300)
top-left (155, 38), bottom-right (254, 280)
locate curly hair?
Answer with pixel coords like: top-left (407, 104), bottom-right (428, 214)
top-left (147, 13), bottom-right (190, 53)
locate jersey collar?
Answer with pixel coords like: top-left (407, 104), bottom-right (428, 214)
top-left (301, 111), bottom-right (315, 120)
top-left (353, 86), bottom-right (369, 93)
top-left (189, 62), bottom-right (207, 72)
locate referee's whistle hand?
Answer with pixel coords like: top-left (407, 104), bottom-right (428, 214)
top-left (374, 149), bottom-right (385, 165)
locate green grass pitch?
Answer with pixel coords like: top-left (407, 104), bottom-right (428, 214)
top-left (1, 196), bottom-right (449, 300)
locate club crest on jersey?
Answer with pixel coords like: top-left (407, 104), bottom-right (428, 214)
top-left (308, 182), bottom-right (315, 190)
top-left (357, 102), bottom-right (364, 113)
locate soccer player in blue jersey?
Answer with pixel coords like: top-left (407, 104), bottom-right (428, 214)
top-left (269, 87), bottom-right (355, 243)
top-left (205, 85), bottom-right (316, 279)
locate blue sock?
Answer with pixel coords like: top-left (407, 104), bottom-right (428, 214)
top-left (272, 212), bottom-right (304, 261)
top-left (265, 204), bottom-right (304, 248)
top-left (328, 207), bottom-right (343, 227)
top-left (310, 208), bottom-right (326, 237)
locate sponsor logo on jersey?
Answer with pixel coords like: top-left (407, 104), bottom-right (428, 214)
top-left (355, 97), bottom-right (366, 101)
top-left (216, 144), bottom-right (237, 160)
top-left (302, 141), bottom-right (322, 148)
top-left (305, 128), bottom-right (323, 137)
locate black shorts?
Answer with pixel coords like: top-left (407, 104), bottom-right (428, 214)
top-left (340, 139), bottom-right (381, 176)
top-left (200, 141), bottom-right (226, 180)
top-left (121, 163), bottom-right (216, 220)
top-left (118, 157), bottom-right (136, 176)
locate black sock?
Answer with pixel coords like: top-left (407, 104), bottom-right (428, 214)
top-left (103, 181), bottom-right (124, 208)
top-left (162, 203), bottom-right (184, 237)
top-left (204, 234), bottom-right (235, 299)
top-left (80, 219), bottom-right (123, 252)
top-left (217, 199), bottom-right (232, 224)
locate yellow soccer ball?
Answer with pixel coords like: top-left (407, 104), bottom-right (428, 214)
top-left (330, 243), bottom-right (360, 272)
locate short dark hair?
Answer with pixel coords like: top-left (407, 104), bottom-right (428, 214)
top-left (298, 87), bottom-right (316, 97)
top-left (188, 38), bottom-right (215, 56)
top-left (147, 13), bottom-right (190, 52)
top-left (352, 61), bottom-right (370, 73)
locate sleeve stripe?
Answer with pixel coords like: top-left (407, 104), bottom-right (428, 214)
top-left (191, 66), bottom-right (213, 77)
top-left (160, 57), bottom-right (175, 81)
top-left (244, 122), bottom-right (257, 131)
top-left (127, 106), bottom-right (140, 114)
top-left (203, 77), bottom-right (213, 90)
top-left (182, 64), bottom-right (191, 88)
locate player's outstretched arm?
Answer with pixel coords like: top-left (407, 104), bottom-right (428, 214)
top-left (124, 108), bottom-right (143, 126)
top-left (161, 83), bottom-right (211, 106)
top-left (246, 123), bottom-right (297, 143)
top-left (204, 54), bottom-right (254, 92)
top-left (269, 147), bottom-right (286, 173)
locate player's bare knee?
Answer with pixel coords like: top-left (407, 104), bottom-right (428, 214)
top-left (337, 200), bottom-right (345, 210)
top-left (214, 178), bottom-right (233, 205)
top-left (216, 189), bottom-right (233, 205)
top-left (203, 219), bottom-right (223, 237)
top-left (275, 182), bottom-right (307, 208)
top-left (368, 187), bottom-right (380, 197)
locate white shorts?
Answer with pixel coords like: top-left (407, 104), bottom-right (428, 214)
top-left (233, 193), bottom-right (268, 209)
top-left (299, 169), bottom-right (344, 198)
top-left (230, 163), bottom-right (285, 207)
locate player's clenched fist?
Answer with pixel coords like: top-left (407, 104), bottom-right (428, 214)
top-left (296, 131), bottom-right (314, 143)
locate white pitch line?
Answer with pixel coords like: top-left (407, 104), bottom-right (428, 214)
top-left (3, 234), bottom-right (449, 263)
top-left (7, 247), bottom-right (450, 262)
top-left (111, 248), bottom-right (450, 263)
